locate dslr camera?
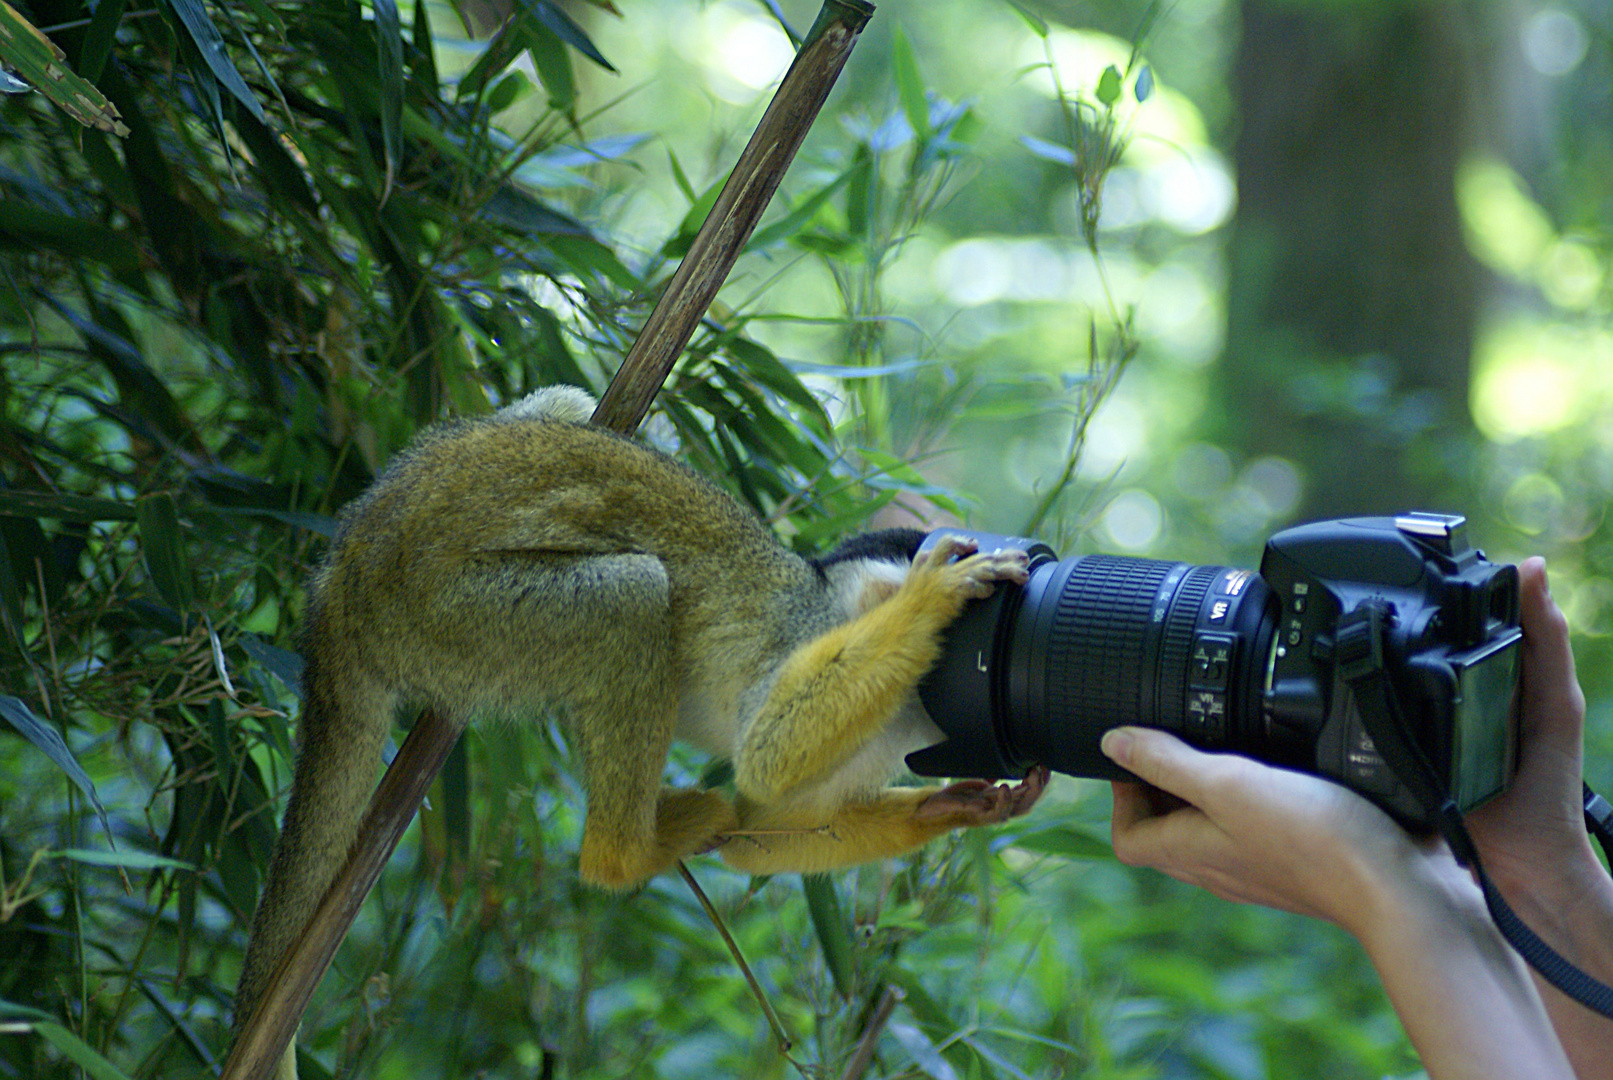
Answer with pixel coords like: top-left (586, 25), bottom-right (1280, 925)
top-left (909, 513), bottom-right (1523, 827)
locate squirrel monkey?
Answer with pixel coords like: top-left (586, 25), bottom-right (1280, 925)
top-left (233, 386), bottom-right (1046, 1073)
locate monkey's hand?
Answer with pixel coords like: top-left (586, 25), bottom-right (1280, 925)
top-left (905, 534), bottom-right (1030, 616)
top-left (913, 766), bottom-right (1050, 827)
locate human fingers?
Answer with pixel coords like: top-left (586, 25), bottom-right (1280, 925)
top-left (1100, 726), bottom-right (1221, 807)
top-left (1518, 556), bottom-right (1586, 756)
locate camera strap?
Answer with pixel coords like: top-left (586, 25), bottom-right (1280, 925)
top-left (1337, 601), bottom-right (1613, 1021)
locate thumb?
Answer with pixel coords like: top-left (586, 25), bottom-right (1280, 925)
top-left (1102, 726), bottom-right (1210, 803)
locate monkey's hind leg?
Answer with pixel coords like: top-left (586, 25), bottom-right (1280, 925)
top-left (465, 550), bottom-right (732, 890)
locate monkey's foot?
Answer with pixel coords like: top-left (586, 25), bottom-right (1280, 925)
top-left (913, 766), bottom-right (1050, 827)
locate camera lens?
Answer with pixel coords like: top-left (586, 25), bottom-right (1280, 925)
top-left (913, 534), bottom-right (1276, 782)
top-left (1000, 556), bottom-right (1274, 777)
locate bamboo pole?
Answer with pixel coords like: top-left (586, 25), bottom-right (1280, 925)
top-left (222, 4), bottom-right (873, 1077)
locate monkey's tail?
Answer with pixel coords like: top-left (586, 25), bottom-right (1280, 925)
top-left (496, 384), bottom-right (596, 424)
top-left (232, 636), bottom-right (397, 1043)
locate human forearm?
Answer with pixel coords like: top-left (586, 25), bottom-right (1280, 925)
top-left (1353, 855), bottom-right (1574, 1080)
top-left (1483, 843), bottom-right (1613, 1080)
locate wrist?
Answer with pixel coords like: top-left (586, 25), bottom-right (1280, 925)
top-left (1345, 837), bottom-right (1486, 956)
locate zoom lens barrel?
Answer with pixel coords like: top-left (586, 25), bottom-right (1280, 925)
top-left (913, 533), bottom-right (1277, 783)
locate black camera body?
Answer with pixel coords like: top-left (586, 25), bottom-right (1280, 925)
top-left (909, 513), bottom-right (1523, 828)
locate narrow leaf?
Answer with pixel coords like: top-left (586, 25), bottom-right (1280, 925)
top-left (0, 523), bottom-right (26, 658)
top-left (412, 0), bottom-right (438, 93)
top-left (136, 493), bottom-right (194, 613)
top-left (1003, 0), bottom-right (1048, 38)
top-left (374, 0), bottom-right (404, 202)
top-left (1019, 133), bottom-right (1075, 168)
top-left (525, 22), bottom-right (576, 111)
top-left (889, 1019), bottom-right (962, 1080)
top-left (667, 146), bottom-right (696, 202)
top-left (59, 848), bottom-right (197, 872)
top-left (0, 696), bottom-right (112, 837)
top-left (745, 162), bottom-right (858, 253)
top-left (511, 0), bottom-right (614, 71)
top-left (0, 0), bottom-right (129, 135)
top-left (802, 873), bottom-right (855, 998)
top-left (239, 633), bottom-right (305, 699)
top-left (159, 0), bottom-right (267, 123)
top-left (1007, 824), bottom-right (1113, 860)
top-left (34, 1022), bottom-right (136, 1080)
top-left (77, 0), bottom-right (126, 83)
top-left (891, 25), bottom-right (929, 142)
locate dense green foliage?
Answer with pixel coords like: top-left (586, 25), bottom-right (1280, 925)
top-left (1, 0), bottom-right (1609, 1077)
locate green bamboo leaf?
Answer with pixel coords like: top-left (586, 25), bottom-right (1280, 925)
top-left (34, 1022), bottom-right (136, 1080)
top-left (0, 696), bottom-right (112, 838)
top-left (0, 523), bottom-right (26, 658)
top-left (719, 336), bottom-right (830, 429)
top-left (239, 633), bottom-right (305, 699)
top-left (77, 0), bottom-right (126, 83)
top-left (1003, 0), bottom-right (1048, 38)
top-left (158, 0), bottom-right (266, 123)
top-left (844, 143), bottom-right (872, 237)
top-left (888, 1019), bottom-right (962, 1080)
top-left (510, 0), bottom-right (614, 71)
top-left (136, 493), bottom-right (194, 613)
top-left (891, 25), bottom-right (929, 142)
top-left (882, 969), bottom-right (980, 1079)
top-left (661, 169), bottom-right (729, 258)
top-left (1019, 133), bottom-right (1075, 168)
top-left (0, 0), bottom-right (128, 135)
top-left (0, 199), bottom-right (144, 274)
top-left (374, 0), bottom-right (403, 201)
top-left (525, 22), bottom-right (576, 111)
top-left (0, 998), bottom-right (51, 1022)
top-left (442, 735), bottom-right (470, 864)
top-left (801, 873), bottom-right (855, 998)
top-left (412, 0), bottom-right (438, 94)
top-left (486, 69), bottom-right (530, 113)
top-left (58, 848), bottom-right (197, 872)
top-left (745, 162), bottom-right (857, 253)
top-left (667, 146), bottom-right (696, 202)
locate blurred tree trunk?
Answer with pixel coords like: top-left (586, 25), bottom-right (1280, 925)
top-left (1219, 0), bottom-right (1482, 521)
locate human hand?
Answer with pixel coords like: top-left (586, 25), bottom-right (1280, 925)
top-left (1464, 557), bottom-right (1601, 897)
top-left (1103, 727), bottom-right (1456, 937)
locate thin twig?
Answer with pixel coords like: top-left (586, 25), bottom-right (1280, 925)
top-left (837, 984), bottom-right (904, 1080)
top-left (676, 860), bottom-right (793, 1053)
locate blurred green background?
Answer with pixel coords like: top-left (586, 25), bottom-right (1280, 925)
top-left (1, 0), bottom-right (1609, 1076)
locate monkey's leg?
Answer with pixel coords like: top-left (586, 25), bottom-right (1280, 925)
top-left (735, 536), bottom-right (1028, 803)
top-left (449, 551), bottom-right (732, 889)
top-left (720, 770), bottom-right (1048, 875)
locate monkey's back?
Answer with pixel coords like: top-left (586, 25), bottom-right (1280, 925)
top-left (302, 414), bottom-right (818, 719)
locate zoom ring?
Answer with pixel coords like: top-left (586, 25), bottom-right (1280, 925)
top-left (1041, 556), bottom-right (1175, 730)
